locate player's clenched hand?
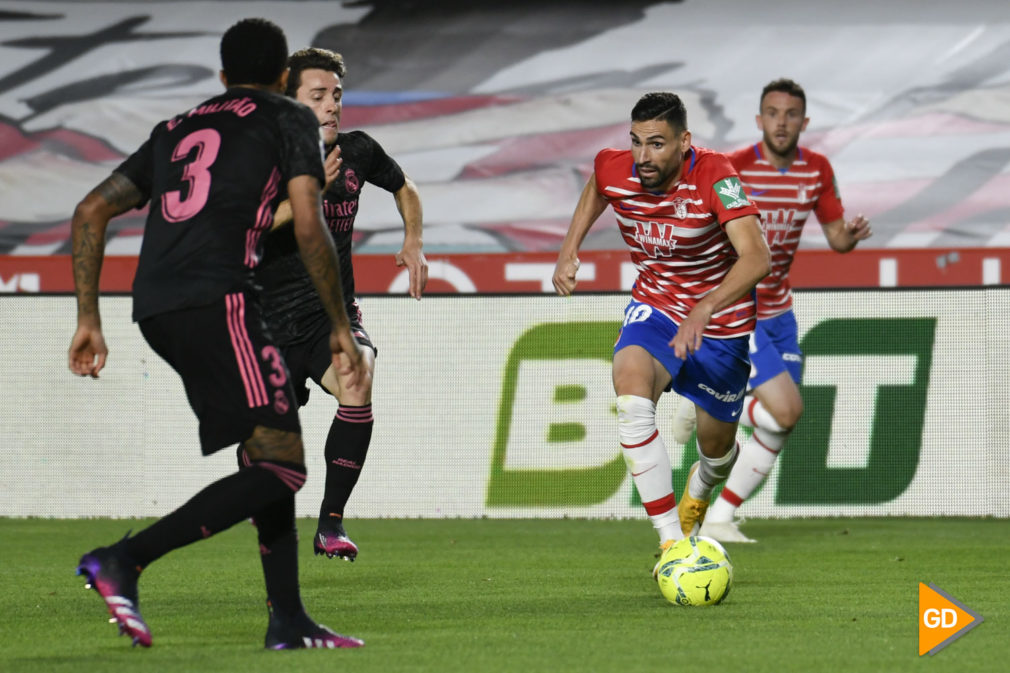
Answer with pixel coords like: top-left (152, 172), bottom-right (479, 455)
top-left (846, 214), bottom-right (872, 241)
top-left (68, 324), bottom-right (108, 378)
top-left (552, 257), bottom-right (580, 296)
top-left (329, 326), bottom-right (366, 390)
top-left (395, 244), bottom-right (428, 300)
top-left (323, 146), bottom-right (343, 191)
top-left (669, 307), bottom-right (710, 360)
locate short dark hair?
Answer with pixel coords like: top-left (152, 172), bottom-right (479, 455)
top-left (631, 92), bottom-right (688, 133)
top-left (220, 18), bottom-right (288, 86)
top-left (760, 78), bottom-right (806, 113)
top-left (286, 47), bottom-right (347, 97)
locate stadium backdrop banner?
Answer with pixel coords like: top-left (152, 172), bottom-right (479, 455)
top-left (1, 290), bottom-right (1006, 519)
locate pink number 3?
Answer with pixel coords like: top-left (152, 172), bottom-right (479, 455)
top-left (161, 129), bottom-right (221, 222)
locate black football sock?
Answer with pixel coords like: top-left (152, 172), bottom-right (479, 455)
top-left (254, 495), bottom-right (305, 619)
top-left (235, 447), bottom-right (305, 619)
top-left (124, 460), bottom-right (306, 568)
top-left (319, 404), bottom-right (373, 522)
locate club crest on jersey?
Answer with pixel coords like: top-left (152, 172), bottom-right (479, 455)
top-left (345, 168), bottom-right (360, 194)
top-left (633, 220), bottom-right (676, 258)
top-left (671, 197), bottom-right (689, 220)
top-left (715, 177), bottom-right (751, 209)
top-left (797, 184), bottom-right (808, 202)
top-left (273, 389), bottom-right (290, 415)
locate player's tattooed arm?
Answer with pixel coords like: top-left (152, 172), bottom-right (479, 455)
top-left (96, 172), bottom-right (144, 213)
top-left (68, 172), bottom-right (142, 377)
top-left (71, 173), bottom-right (143, 320)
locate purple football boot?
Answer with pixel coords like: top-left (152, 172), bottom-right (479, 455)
top-left (313, 519), bottom-right (359, 562)
top-left (76, 543), bottom-right (152, 648)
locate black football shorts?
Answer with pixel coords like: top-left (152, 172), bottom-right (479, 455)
top-left (139, 291), bottom-right (301, 454)
top-left (281, 313), bottom-right (375, 407)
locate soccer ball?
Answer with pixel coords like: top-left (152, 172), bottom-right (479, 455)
top-left (656, 536), bottom-right (733, 606)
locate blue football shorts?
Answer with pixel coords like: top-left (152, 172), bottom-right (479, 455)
top-left (748, 309), bottom-right (804, 389)
top-left (614, 300), bottom-right (750, 422)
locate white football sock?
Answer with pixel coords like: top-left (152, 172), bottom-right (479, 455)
top-left (708, 427), bottom-right (787, 522)
top-left (617, 395), bottom-right (682, 542)
top-left (739, 396), bottom-right (786, 433)
top-left (689, 442), bottom-right (738, 500)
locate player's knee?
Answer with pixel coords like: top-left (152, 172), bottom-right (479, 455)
top-left (324, 361), bottom-right (375, 403)
top-left (616, 394), bottom-right (656, 444)
top-left (338, 375), bottom-right (373, 405)
top-left (242, 425), bottom-right (305, 466)
top-left (697, 434), bottom-right (736, 459)
top-left (235, 445), bottom-right (250, 470)
top-left (771, 400), bottom-right (803, 432)
top-left (696, 419), bottom-right (737, 458)
top-left (253, 459), bottom-right (307, 493)
top-left (242, 428), bottom-right (307, 493)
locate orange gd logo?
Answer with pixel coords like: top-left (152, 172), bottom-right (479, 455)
top-left (918, 582), bottom-right (984, 656)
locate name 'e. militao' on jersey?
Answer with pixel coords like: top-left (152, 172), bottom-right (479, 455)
top-left (120, 87), bottom-right (325, 324)
top-left (594, 146), bottom-right (762, 339)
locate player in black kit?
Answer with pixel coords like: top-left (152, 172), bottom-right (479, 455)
top-left (68, 19), bottom-right (365, 650)
top-left (256, 47), bottom-right (427, 562)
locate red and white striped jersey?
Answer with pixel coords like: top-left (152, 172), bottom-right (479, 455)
top-left (728, 143), bottom-right (845, 319)
top-left (595, 146), bottom-right (761, 338)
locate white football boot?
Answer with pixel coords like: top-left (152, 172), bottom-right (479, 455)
top-left (699, 519), bottom-right (756, 543)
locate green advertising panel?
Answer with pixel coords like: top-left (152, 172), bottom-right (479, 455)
top-left (781, 317), bottom-right (936, 504)
top-left (489, 315), bottom-right (937, 510)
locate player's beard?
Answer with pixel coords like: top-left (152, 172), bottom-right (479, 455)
top-left (637, 163), bottom-right (673, 190)
top-left (763, 129), bottom-right (799, 161)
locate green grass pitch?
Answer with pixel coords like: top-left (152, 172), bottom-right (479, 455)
top-left (2, 517), bottom-right (1007, 673)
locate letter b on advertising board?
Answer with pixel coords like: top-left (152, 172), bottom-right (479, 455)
top-left (487, 321), bottom-right (624, 506)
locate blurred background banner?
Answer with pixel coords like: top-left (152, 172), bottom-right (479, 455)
top-left (2, 2), bottom-right (1008, 520)
top-left (3, 291), bottom-right (1007, 519)
top-left (2, 0), bottom-right (1010, 283)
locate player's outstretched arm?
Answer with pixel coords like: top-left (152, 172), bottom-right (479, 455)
top-left (288, 174), bottom-right (365, 389)
top-left (822, 214), bottom-right (872, 253)
top-left (553, 175), bottom-right (607, 296)
top-left (68, 172), bottom-right (143, 378)
top-left (393, 175), bottom-right (428, 300)
top-left (670, 214), bottom-right (770, 359)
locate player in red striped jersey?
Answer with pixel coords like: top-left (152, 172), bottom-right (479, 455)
top-left (694, 79), bottom-right (872, 543)
top-left (552, 92), bottom-right (770, 566)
